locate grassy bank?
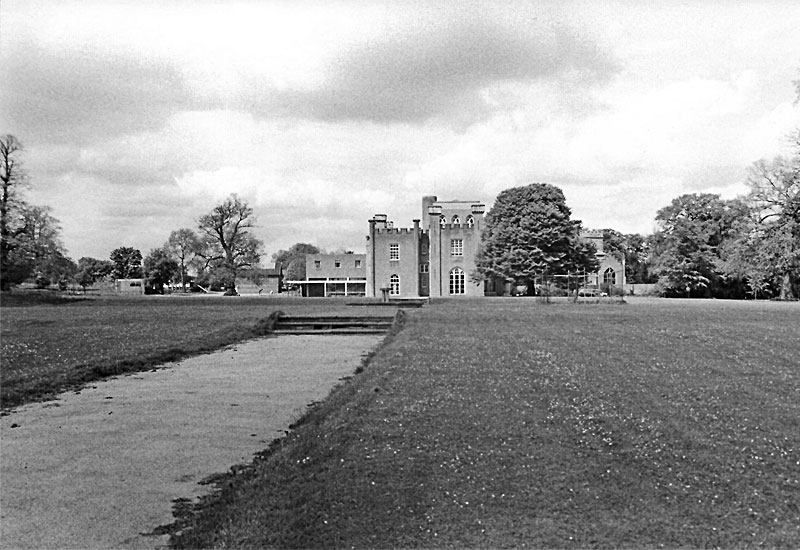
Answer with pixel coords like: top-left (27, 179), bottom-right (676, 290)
top-left (169, 298), bottom-right (800, 548)
top-left (0, 292), bottom-right (389, 410)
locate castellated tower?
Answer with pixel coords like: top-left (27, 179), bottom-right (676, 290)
top-left (365, 195), bottom-right (486, 298)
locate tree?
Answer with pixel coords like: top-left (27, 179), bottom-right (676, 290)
top-left (650, 193), bottom-right (749, 298)
top-left (143, 248), bottom-right (178, 294)
top-left (272, 242), bottom-right (321, 281)
top-left (474, 183), bottom-right (598, 292)
top-left (197, 194), bottom-right (263, 295)
top-left (76, 257), bottom-right (114, 291)
top-left (724, 151), bottom-right (800, 300)
top-left (1, 135), bottom-right (29, 290)
top-left (110, 246), bottom-right (143, 279)
top-left (15, 205), bottom-right (71, 287)
top-left (165, 228), bottom-right (201, 292)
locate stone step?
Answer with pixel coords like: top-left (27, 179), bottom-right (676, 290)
top-left (272, 315), bottom-right (395, 334)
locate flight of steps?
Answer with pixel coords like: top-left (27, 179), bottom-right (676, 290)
top-left (271, 315), bottom-right (396, 335)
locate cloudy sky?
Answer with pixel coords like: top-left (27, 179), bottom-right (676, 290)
top-left (2, 1), bottom-right (799, 262)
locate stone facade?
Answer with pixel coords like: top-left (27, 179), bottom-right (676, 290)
top-left (366, 196), bottom-right (486, 298)
top-left (365, 196), bottom-right (625, 299)
top-left (580, 230), bottom-right (625, 288)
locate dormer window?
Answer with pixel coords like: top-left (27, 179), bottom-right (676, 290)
top-left (452, 215), bottom-right (460, 225)
top-left (439, 215), bottom-right (446, 227)
top-left (466, 215), bottom-right (474, 228)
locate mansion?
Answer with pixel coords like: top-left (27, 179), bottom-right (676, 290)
top-left (291, 195), bottom-right (624, 298)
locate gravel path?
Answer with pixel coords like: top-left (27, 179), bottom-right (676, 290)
top-left (0, 334), bottom-right (382, 549)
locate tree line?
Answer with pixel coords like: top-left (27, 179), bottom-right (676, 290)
top-left (72, 195), bottom-right (265, 295)
top-left (1, 129), bottom-right (798, 300)
top-left (0, 138), bottom-right (265, 294)
top-left (474, 133), bottom-right (798, 300)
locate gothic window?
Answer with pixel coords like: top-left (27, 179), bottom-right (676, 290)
top-left (449, 267), bottom-right (465, 295)
top-left (466, 215), bottom-right (474, 228)
top-left (439, 215), bottom-right (446, 227)
top-left (389, 274), bottom-right (400, 295)
top-left (452, 215), bottom-right (460, 225)
top-left (603, 267), bottom-right (616, 285)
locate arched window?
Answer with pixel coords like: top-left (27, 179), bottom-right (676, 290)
top-left (466, 215), bottom-right (474, 228)
top-left (439, 215), bottom-right (446, 227)
top-left (451, 215), bottom-right (460, 225)
top-left (389, 274), bottom-right (400, 295)
top-left (449, 267), bottom-right (465, 295)
top-left (603, 267), bottom-right (615, 286)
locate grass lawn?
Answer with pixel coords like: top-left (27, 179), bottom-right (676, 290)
top-left (167, 297), bottom-right (800, 548)
top-left (0, 292), bottom-right (391, 410)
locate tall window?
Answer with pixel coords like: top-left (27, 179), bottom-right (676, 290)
top-left (451, 239), bottom-right (463, 256)
top-left (389, 243), bottom-right (399, 260)
top-left (452, 215), bottom-right (460, 225)
top-left (603, 267), bottom-right (616, 285)
top-left (389, 274), bottom-right (400, 295)
top-left (449, 268), bottom-right (465, 295)
top-left (466, 215), bottom-right (475, 228)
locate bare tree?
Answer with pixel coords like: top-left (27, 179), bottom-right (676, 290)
top-left (197, 194), bottom-right (263, 295)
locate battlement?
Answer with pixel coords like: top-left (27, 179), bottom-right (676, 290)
top-left (374, 227), bottom-right (417, 235)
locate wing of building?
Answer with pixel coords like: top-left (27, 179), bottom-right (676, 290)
top-left (287, 195), bottom-right (625, 299)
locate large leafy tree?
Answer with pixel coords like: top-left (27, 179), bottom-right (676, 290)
top-left (272, 242), bottom-right (321, 281)
top-left (165, 228), bottom-right (201, 292)
top-left (110, 246), bottom-right (143, 279)
top-left (474, 183), bottom-right (598, 292)
top-left (197, 194), bottom-right (263, 295)
top-left (1, 135), bottom-right (73, 289)
top-left (650, 193), bottom-right (749, 298)
top-left (723, 148), bottom-right (800, 300)
top-left (15, 205), bottom-right (71, 286)
top-left (75, 257), bottom-right (113, 291)
top-left (143, 248), bottom-right (179, 294)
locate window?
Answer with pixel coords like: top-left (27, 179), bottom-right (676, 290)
top-left (389, 243), bottom-right (399, 260)
top-left (439, 215), bottom-right (446, 227)
top-left (354, 259), bottom-right (362, 268)
top-left (451, 239), bottom-right (463, 256)
top-left (314, 260), bottom-right (321, 269)
top-left (334, 260), bottom-right (341, 268)
top-left (389, 274), bottom-right (400, 295)
top-left (603, 267), bottom-right (616, 285)
top-left (452, 215), bottom-right (460, 225)
top-left (420, 263), bottom-right (429, 273)
top-left (449, 268), bottom-right (465, 295)
top-left (466, 215), bottom-right (475, 228)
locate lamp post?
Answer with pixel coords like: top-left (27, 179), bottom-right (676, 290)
top-left (428, 204), bottom-right (443, 296)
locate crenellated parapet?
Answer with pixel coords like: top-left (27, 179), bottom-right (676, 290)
top-left (374, 227), bottom-right (417, 235)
